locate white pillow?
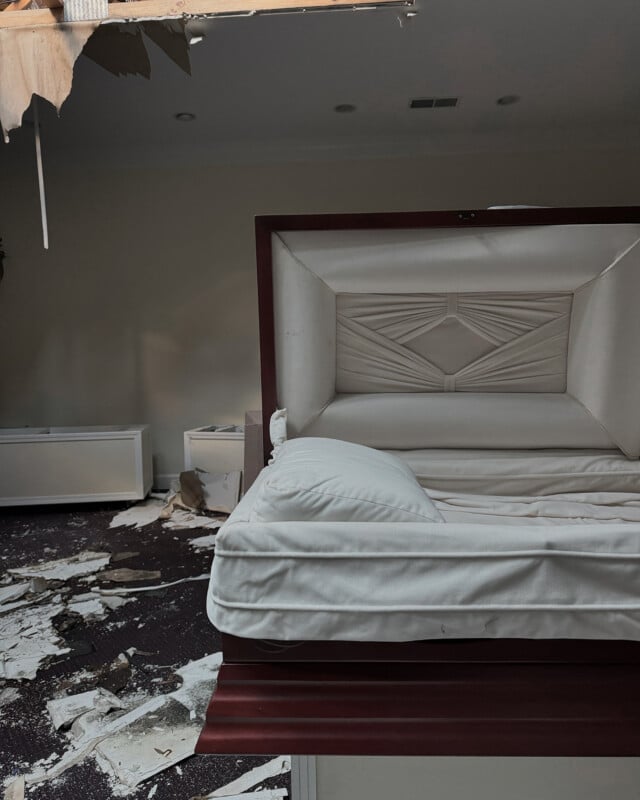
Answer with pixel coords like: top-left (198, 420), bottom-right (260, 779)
top-left (250, 437), bottom-right (444, 523)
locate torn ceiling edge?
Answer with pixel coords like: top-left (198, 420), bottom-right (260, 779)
top-left (0, 0), bottom-right (411, 28)
top-left (0, 21), bottom-right (98, 140)
top-left (0, 18), bottom-right (191, 139)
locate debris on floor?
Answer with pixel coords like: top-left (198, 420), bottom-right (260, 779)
top-left (0, 686), bottom-right (20, 708)
top-left (110, 495), bottom-right (226, 533)
top-left (9, 551), bottom-right (111, 582)
top-left (3, 775), bottom-right (25, 800)
top-left (188, 534), bottom-right (217, 551)
top-left (22, 653), bottom-right (223, 793)
top-left (0, 503), bottom-right (288, 800)
top-left (196, 790), bottom-right (288, 800)
top-left (178, 470), bottom-right (242, 516)
top-left (207, 757), bottom-right (292, 798)
top-left (110, 499), bottom-right (168, 531)
top-left (47, 688), bottom-right (125, 730)
top-left (99, 569), bottom-right (162, 584)
top-left (92, 574), bottom-right (210, 597)
top-left (1, 598), bottom-right (69, 680)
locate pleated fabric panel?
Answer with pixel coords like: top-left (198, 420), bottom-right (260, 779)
top-left (336, 292), bottom-right (573, 393)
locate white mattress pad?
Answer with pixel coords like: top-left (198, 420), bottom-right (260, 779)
top-left (207, 468), bottom-right (640, 642)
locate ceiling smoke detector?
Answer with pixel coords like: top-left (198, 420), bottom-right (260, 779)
top-left (410, 97), bottom-right (459, 109)
top-left (174, 112), bottom-right (196, 122)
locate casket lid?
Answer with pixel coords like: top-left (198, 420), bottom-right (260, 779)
top-left (255, 206), bottom-right (640, 463)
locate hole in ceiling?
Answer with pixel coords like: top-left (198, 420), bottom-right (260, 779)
top-left (334, 104), bottom-right (357, 113)
top-left (496, 95), bottom-right (520, 106)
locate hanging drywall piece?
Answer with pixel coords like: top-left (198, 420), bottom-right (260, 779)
top-left (142, 20), bottom-right (191, 76)
top-left (0, 22), bottom-right (99, 141)
top-left (82, 24), bottom-right (152, 78)
top-left (63, 0), bottom-right (108, 22)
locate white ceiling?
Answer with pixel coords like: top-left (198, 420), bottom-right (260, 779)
top-left (5, 0), bottom-right (640, 164)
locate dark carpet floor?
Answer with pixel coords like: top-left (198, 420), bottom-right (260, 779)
top-left (0, 502), bottom-right (289, 800)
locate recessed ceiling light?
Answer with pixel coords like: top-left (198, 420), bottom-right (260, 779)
top-left (174, 112), bottom-right (196, 122)
top-left (496, 95), bottom-right (520, 106)
top-left (334, 104), bottom-right (357, 113)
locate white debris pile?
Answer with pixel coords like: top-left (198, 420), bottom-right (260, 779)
top-left (198, 790), bottom-right (288, 800)
top-left (109, 478), bottom-right (229, 533)
top-left (3, 776), bottom-right (25, 800)
top-left (8, 551), bottom-right (111, 582)
top-left (15, 653), bottom-right (224, 796)
top-left (0, 598), bottom-right (69, 680)
top-left (47, 688), bottom-right (125, 730)
top-left (187, 534), bottom-right (217, 551)
top-left (0, 551), bottom-right (135, 680)
top-left (206, 757), bottom-right (291, 798)
top-left (0, 686), bottom-right (21, 708)
top-left (109, 499), bottom-right (167, 531)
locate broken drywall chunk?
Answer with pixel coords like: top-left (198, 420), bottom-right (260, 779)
top-left (200, 471), bottom-right (241, 515)
top-left (207, 757), bottom-right (292, 798)
top-left (3, 776), bottom-right (25, 800)
top-left (0, 686), bottom-right (20, 708)
top-left (110, 499), bottom-right (165, 530)
top-left (9, 551), bottom-right (110, 582)
top-left (94, 698), bottom-right (197, 788)
top-left (0, 593), bottom-right (52, 615)
top-left (24, 694), bottom-right (170, 786)
top-left (188, 534), bottom-right (217, 551)
top-left (19, 651), bottom-right (222, 792)
top-left (179, 469), bottom-right (240, 515)
top-left (162, 509), bottom-right (225, 531)
top-left (0, 599), bottom-right (69, 680)
top-left (111, 551), bottom-right (141, 563)
top-left (196, 790), bottom-right (288, 800)
top-left (99, 568), bottom-right (162, 583)
top-left (47, 688), bottom-right (124, 730)
top-left (67, 596), bottom-right (107, 620)
top-left (100, 594), bottom-right (134, 611)
top-left (0, 22), bottom-right (99, 141)
top-left (0, 582), bottom-right (29, 605)
top-left (169, 653), bottom-right (222, 718)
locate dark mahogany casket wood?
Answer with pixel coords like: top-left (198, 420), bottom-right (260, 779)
top-left (197, 207), bottom-right (640, 757)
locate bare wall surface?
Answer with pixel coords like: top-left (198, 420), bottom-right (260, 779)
top-left (1, 147), bottom-right (640, 477)
top-left (316, 756), bottom-right (640, 800)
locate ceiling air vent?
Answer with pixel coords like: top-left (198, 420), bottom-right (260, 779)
top-left (410, 97), bottom-right (459, 109)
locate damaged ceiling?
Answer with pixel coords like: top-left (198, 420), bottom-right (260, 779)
top-left (0, 0), bottom-right (407, 140)
top-left (2, 0), bottom-right (640, 165)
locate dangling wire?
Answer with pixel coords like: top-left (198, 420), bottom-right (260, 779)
top-left (32, 97), bottom-right (49, 250)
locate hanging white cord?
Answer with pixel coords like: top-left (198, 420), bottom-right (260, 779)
top-left (32, 97), bottom-right (49, 250)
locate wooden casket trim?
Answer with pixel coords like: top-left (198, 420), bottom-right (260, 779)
top-left (196, 635), bottom-right (640, 755)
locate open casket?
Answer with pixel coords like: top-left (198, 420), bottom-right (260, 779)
top-left (197, 207), bottom-right (640, 756)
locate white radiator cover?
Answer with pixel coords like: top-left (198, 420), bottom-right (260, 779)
top-left (0, 425), bottom-right (152, 506)
top-left (184, 425), bottom-right (244, 474)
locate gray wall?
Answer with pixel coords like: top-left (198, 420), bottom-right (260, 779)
top-left (1, 147), bottom-right (639, 480)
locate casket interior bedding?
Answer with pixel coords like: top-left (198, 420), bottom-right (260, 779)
top-left (209, 210), bottom-right (640, 642)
